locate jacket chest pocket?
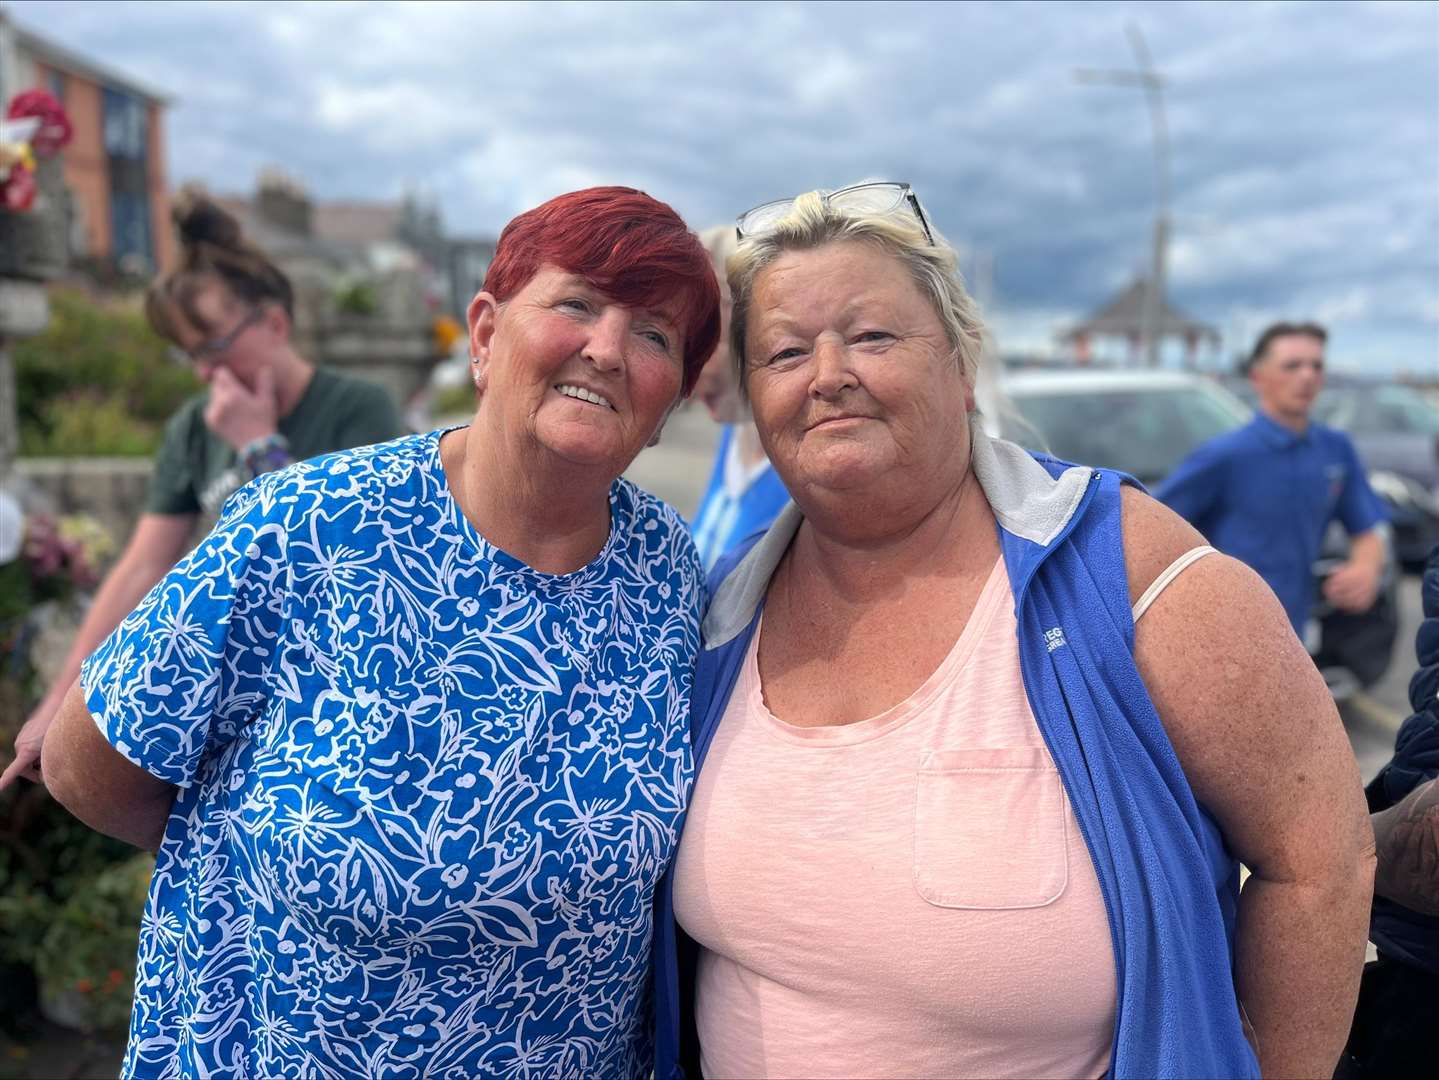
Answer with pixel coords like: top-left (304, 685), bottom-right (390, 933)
top-left (913, 746), bottom-right (1069, 909)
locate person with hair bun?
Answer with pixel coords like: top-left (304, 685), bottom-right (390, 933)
top-left (1, 191), bottom-right (403, 790)
top-left (38, 186), bottom-right (719, 1079)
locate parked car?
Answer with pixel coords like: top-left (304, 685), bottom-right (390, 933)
top-left (996, 368), bottom-right (1398, 698)
top-left (1313, 379), bottom-right (1439, 569)
top-left (1221, 374), bottom-right (1439, 570)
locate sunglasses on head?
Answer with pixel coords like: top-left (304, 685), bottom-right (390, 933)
top-left (735, 181), bottom-right (935, 246)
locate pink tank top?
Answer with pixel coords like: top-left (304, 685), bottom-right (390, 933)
top-left (673, 556), bottom-right (1124, 1079)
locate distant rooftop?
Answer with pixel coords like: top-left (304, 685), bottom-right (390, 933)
top-left (3, 9), bottom-right (171, 104)
top-left (1062, 279), bottom-right (1219, 343)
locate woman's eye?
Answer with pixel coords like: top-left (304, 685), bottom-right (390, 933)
top-left (766, 347), bottom-right (805, 366)
top-left (640, 329), bottom-right (670, 351)
top-left (557, 297), bottom-right (591, 313)
top-left (855, 330), bottom-right (893, 345)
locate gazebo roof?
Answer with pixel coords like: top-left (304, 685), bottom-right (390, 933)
top-left (1062, 279), bottom-right (1219, 342)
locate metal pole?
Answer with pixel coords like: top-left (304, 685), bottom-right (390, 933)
top-left (1128, 26), bottom-right (1169, 368)
top-left (1076, 24), bottom-right (1172, 368)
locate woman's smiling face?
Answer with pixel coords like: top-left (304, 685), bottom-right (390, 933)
top-left (742, 240), bottom-right (974, 500)
top-left (468, 265), bottom-right (686, 476)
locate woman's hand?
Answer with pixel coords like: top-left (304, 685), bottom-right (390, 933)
top-left (0, 694), bottom-right (62, 789)
top-left (204, 365), bottom-right (280, 451)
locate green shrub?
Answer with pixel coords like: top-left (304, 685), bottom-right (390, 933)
top-left (431, 383), bottom-right (477, 418)
top-left (34, 852), bottom-right (153, 1033)
top-left (20, 393), bottom-right (160, 457)
top-left (334, 280), bottom-right (379, 316)
top-left (14, 288), bottom-right (198, 457)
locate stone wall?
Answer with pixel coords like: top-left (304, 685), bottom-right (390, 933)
top-left (16, 456), bottom-right (153, 549)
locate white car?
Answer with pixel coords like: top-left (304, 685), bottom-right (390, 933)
top-left (993, 368), bottom-right (1251, 488)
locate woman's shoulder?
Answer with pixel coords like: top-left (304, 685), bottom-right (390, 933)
top-left (1119, 484), bottom-right (1224, 609)
top-left (1118, 483), bottom-right (1283, 654)
top-left (217, 430), bottom-right (443, 531)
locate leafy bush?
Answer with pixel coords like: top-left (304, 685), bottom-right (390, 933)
top-left (20, 393), bottom-right (160, 457)
top-left (431, 383), bottom-right (477, 418)
top-left (334, 280), bottom-right (379, 316)
top-left (0, 511), bottom-right (142, 1036)
top-left (14, 288), bottom-right (198, 457)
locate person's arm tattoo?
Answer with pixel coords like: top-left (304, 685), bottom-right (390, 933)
top-left (1373, 778), bottom-right (1439, 915)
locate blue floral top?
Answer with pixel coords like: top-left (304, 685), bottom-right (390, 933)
top-left (81, 430), bottom-right (703, 1080)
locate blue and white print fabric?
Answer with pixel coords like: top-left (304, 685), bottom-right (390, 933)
top-left (80, 429), bottom-right (703, 1080)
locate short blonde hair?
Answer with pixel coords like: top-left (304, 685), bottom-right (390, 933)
top-left (726, 189), bottom-right (984, 391)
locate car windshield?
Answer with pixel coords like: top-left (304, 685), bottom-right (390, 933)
top-left (1006, 384), bottom-right (1250, 485)
top-left (1314, 384), bottom-right (1439, 437)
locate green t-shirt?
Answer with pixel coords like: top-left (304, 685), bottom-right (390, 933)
top-left (147, 368), bottom-right (406, 516)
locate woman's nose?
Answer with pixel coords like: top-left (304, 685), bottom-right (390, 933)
top-left (584, 309), bottom-right (628, 372)
top-left (809, 339), bottom-right (856, 397)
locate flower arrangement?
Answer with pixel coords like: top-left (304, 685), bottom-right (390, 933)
top-left (0, 89), bottom-right (73, 213)
top-left (0, 498), bottom-right (140, 1037)
top-left (0, 508), bottom-right (113, 628)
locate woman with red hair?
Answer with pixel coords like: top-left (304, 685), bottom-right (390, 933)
top-left (41, 187), bottom-right (720, 1079)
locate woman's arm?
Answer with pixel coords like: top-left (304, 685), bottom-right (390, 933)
top-left (1122, 487), bottom-right (1374, 1079)
top-left (42, 681), bottom-right (177, 851)
top-left (2, 513), bottom-right (196, 790)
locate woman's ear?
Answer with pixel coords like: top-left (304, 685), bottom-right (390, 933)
top-left (467, 291), bottom-right (499, 392)
top-left (264, 303), bottom-right (292, 344)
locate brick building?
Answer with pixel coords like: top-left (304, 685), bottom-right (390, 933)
top-left (0, 9), bottom-right (172, 273)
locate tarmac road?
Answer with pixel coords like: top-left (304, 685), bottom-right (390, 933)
top-left (1341, 574), bottom-right (1421, 783)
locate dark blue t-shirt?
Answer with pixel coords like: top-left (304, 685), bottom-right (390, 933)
top-left (1157, 413), bottom-right (1386, 634)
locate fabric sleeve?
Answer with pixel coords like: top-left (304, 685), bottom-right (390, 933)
top-left (1335, 436), bottom-right (1388, 536)
top-left (145, 403), bottom-right (205, 516)
top-left (80, 473), bottom-right (292, 787)
top-left (1155, 440), bottom-right (1226, 533)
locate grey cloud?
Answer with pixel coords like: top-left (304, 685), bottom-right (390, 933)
top-left (13, 0), bottom-right (1438, 368)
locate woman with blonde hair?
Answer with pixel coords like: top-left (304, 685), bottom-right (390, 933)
top-left (654, 182), bottom-right (1374, 1078)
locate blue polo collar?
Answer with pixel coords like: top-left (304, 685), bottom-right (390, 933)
top-left (1251, 410), bottom-right (1311, 449)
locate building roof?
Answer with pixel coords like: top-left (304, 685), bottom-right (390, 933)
top-left (7, 12), bottom-right (171, 104)
top-left (211, 195), bottom-right (354, 268)
top-left (1061, 278), bottom-right (1219, 343)
top-left (312, 202), bottom-right (405, 248)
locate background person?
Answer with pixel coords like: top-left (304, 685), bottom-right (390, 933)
top-left (1, 192), bottom-right (404, 789)
top-left (39, 186), bottom-right (719, 1078)
top-left (688, 225), bottom-right (789, 569)
top-left (1157, 321), bottom-right (1387, 638)
top-left (655, 183), bottom-right (1374, 1079)
top-left (1337, 541), bottom-right (1439, 1077)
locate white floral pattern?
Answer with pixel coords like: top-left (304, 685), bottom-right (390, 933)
top-left (80, 430), bottom-right (702, 1079)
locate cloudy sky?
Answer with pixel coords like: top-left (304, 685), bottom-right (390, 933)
top-left (14, 0), bottom-right (1439, 371)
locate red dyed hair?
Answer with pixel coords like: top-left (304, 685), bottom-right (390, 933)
top-left (482, 186), bottom-right (720, 395)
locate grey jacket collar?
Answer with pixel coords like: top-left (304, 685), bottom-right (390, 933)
top-left (701, 418), bottom-right (1094, 648)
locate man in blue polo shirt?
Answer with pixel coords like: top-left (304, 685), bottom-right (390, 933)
top-left (1158, 321), bottom-right (1386, 637)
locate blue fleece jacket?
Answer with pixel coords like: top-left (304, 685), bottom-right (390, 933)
top-left (651, 425), bottom-right (1259, 1080)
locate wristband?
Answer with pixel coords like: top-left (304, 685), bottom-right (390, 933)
top-left (239, 433), bottom-right (293, 478)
